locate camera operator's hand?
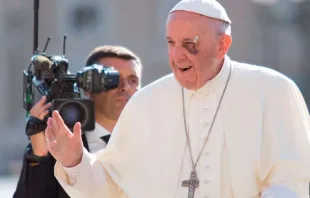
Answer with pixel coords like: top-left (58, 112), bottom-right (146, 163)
top-left (45, 110), bottom-right (83, 168)
top-left (29, 96), bottom-right (52, 156)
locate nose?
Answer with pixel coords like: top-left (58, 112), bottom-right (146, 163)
top-left (170, 46), bottom-right (186, 63)
top-left (118, 79), bottom-right (130, 92)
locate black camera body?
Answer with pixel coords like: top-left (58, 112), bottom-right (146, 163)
top-left (23, 54), bottom-right (119, 131)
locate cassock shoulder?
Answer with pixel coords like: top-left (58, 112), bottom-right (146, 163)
top-left (110, 72), bottom-right (181, 147)
top-left (127, 73), bottom-right (180, 107)
top-left (232, 60), bottom-right (299, 94)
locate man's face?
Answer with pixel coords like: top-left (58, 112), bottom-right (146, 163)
top-left (90, 57), bottom-right (141, 120)
top-left (166, 11), bottom-right (223, 90)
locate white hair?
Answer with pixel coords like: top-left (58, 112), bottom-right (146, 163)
top-left (213, 20), bottom-right (231, 36)
top-left (220, 21), bottom-right (231, 35)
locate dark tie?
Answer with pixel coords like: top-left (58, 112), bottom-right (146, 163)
top-left (100, 135), bottom-right (111, 144)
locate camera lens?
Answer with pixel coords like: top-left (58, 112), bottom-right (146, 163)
top-left (59, 101), bottom-right (87, 128)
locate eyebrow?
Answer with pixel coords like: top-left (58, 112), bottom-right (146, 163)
top-left (125, 74), bottom-right (139, 80)
top-left (130, 74), bottom-right (139, 78)
top-left (166, 36), bottom-right (197, 42)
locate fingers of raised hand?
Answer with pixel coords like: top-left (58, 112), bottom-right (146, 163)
top-left (39, 109), bottom-right (50, 120)
top-left (45, 122), bottom-right (58, 154)
top-left (45, 120), bottom-right (55, 143)
top-left (46, 112), bottom-right (74, 158)
top-left (40, 102), bottom-right (52, 111)
top-left (46, 117), bottom-right (63, 144)
top-left (30, 96), bottom-right (52, 119)
top-left (48, 110), bottom-right (73, 140)
top-left (73, 122), bottom-right (82, 143)
top-left (45, 126), bottom-right (54, 142)
top-left (31, 96), bottom-right (47, 111)
top-left (52, 110), bottom-right (65, 127)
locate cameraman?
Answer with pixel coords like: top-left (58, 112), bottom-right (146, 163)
top-left (13, 45), bottom-right (142, 198)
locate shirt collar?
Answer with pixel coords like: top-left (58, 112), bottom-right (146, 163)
top-left (85, 122), bottom-right (111, 142)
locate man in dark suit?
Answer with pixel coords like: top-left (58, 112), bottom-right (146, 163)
top-left (13, 45), bottom-right (143, 198)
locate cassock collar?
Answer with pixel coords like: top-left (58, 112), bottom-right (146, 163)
top-left (184, 55), bottom-right (232, 96)
top-left (85, 122), bottom-right (111, 142)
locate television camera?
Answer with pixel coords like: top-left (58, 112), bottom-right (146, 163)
top-left (23, 0), bottom-right (119, 133)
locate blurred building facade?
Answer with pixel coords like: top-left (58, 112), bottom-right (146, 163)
top-left (0, 0), bottom-right (309, 176)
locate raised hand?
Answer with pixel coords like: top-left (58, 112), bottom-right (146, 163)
top-left (45, 110), bottom-right (83, 168)
top-left (30, 96), bottom-right (51, 120)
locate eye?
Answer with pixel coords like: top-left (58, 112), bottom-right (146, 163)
top-left (130, 79), bottom-right (138, 84)
top-left (128, 77), bottom-right (139, 85)
top-left (183, 42), bottom-right (196, 47)
top-left (182, 42), bottom-right (199, 55)
top-left (167, 40), bottom-right (175, 46)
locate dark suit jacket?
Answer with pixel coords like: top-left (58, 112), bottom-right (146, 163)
top-left (13, 134), bottom-right (90, 198)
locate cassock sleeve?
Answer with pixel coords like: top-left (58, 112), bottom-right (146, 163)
top-left (260, 77), bottom-right (310, 197)
top-left (54, 89), bottom-right (145, 198)
top-left (54, 148), bottom-right (126, 198)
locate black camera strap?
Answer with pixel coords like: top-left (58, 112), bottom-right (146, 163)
top-left (25, 116), bottom-right (47, 136)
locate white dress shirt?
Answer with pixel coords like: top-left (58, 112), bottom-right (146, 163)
top-left (85, 122), bottom-right (111, 153)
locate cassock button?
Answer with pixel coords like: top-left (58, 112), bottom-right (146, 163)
top-left (204, 165), bottom-right (209, 170)
top-left (202, 108), bottom-right (208, 112)
top-left (203, 180), bottom-right (210, 184)
top-left (203, 123), bottom-right (209, 128)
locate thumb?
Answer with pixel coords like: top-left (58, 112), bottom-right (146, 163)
top-left (73, 122), bottom-right (82, 143)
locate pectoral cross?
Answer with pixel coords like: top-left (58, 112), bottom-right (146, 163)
top-left (182, 170), bottom-right (199, 198)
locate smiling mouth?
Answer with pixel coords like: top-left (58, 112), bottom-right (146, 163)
top-left (179, 66), bottom-right (193, 72)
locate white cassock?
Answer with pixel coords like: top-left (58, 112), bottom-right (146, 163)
top-left (54, 55), bottom-right (310, 198)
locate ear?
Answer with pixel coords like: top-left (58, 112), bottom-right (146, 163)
top-left (217, 34), bottom-right (232, 60)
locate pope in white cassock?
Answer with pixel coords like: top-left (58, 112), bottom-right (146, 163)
top-left (44, 0), bottom-right (310, 197)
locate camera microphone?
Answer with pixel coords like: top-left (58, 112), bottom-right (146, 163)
top-left (32, 55), bottom-right (52, 71)
top-left (31, 55), bottom-right (53, 81)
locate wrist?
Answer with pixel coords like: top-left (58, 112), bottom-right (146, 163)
top-left (30, 132), bottom-right (48, 156)
top-left (25, 144), bottom-right (51, 164)
top-left (61, 154), bottom-right (83, 168)
top-left (32, 150), bottom-right (49, 157)
top-left (26, 116), bottom-right (47, 136)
